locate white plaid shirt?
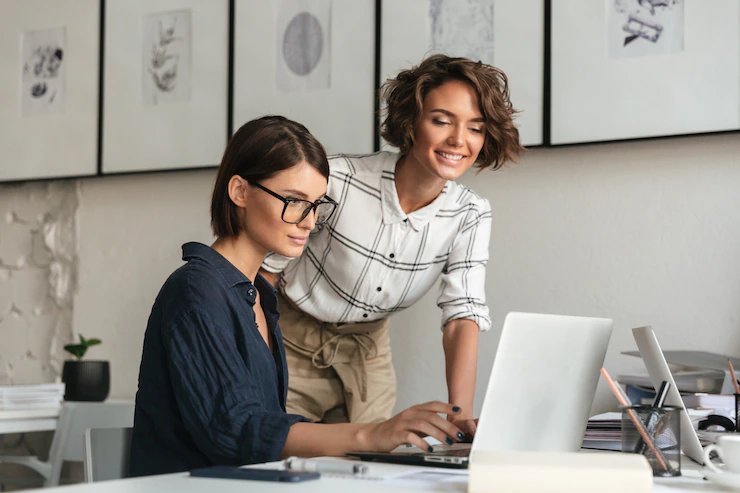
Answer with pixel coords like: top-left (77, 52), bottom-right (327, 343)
top-left (262, 151), bottom-right (492, 332)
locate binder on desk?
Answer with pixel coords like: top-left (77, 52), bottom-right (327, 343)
top-left (620, 350), bottom-right (740, 394)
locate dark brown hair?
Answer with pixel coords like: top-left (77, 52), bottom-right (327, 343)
top-left (210, 115), bottom-right (329, 238)
top-left (380, 54), bottom-right (524, 171)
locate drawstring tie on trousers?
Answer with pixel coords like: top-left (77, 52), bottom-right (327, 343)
top-left (308, 332), bottom-right (378, 403)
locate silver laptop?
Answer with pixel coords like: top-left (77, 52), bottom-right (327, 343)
top-left (348, 312), bottom-right (613, 468)
top-left (632, 326), bottom-right (704, 465)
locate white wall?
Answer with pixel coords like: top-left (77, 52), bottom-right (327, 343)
top-left (5, 132), bottom-right (740, 418)
top-left (0, 181), bottom-right (78, 385)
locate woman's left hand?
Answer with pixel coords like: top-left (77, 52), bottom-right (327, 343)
top-left (451, 418), bottom-right (478, 442)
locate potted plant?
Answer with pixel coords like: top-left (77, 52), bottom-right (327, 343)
top-left (62, 334), bottom-right (110, 402)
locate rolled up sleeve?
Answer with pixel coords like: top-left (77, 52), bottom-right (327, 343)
top-left (437, 199), bottom-right (492, 333)
top-left (164, 308), bottom-right (307, 465)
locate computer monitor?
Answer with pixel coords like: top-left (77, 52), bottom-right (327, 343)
top-left (631, 326), bottom-right (704, 465)
top-left (471, 312), bottom-right (613, 460)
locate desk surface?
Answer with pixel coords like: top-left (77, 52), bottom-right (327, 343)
top-left (18, 457), bottom-right (737, 493)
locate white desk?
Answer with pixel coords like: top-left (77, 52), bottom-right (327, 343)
top-left (18, 457), bottom-right (737, 493)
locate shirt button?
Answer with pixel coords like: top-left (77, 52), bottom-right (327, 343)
top-left (376, 287), bottom-right (382, 292)
top-left (247, 289), bottom-right (254, 296)
top-left (389, 253), bottom-right (395, 259)
top-left (363, 314), bottom-right (368, 318)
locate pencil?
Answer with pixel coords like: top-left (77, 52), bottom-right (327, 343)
top-left (728, 359), bottom-right (740, 394)
top-left (600, 367), bottom-right (669, 472)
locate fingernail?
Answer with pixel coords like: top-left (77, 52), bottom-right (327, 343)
top-left (452, 406), bottom-right (460, 412)
top-left (457, 432), bottom-right (465, 440)
top-left (427, 446), bottom-right (434, 453)
top-left (446, 436), bottom-right (453, 445)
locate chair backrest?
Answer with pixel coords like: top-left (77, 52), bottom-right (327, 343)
top-left (57, 401), bottom-right (135, 462)
top-left (83, 427), bottom-right (133, 482)
top-left (45, 401), bottom-right (135, 485)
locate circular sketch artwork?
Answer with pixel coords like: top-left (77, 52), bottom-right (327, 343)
top-left (282, 12), bottom-right (324, 76)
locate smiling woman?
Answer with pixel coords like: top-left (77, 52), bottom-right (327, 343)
top-left (261, 55), bottom-right (525, 437)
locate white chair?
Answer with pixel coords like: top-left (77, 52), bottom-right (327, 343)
top-left (83, 427), bottom-right (132, 482)
top-left (0, 401), bottom-right (134, 487)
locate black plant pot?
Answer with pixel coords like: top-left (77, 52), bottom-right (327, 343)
top-left (62, 360), bottom-right (110, 402)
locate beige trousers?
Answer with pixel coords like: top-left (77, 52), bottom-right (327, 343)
top-left (277, 291), bottom-right (396, 423)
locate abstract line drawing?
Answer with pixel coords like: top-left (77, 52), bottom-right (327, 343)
top-left (142, 10), bottom-right (192, 105)
top-left (428, 0), bottom-right (495, 65)
top-left (21, 27), bottom-right (66, 116)
top-left (623, 15), bottom-right (662, 43)
top-left (282, 11), bottom-right (324, 76)
top-left (276, 0), bottom-right (331, 93)
top-left (609, 0), bottom-right (683, 59)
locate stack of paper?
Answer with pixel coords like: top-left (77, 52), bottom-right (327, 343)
top-left (0, 384), bottom-right (65, 419)
top-left (582, 412), bottom-right (622, 451)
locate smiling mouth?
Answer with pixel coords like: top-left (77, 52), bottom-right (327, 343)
top-left (436, 151), bottom-right (465, 161)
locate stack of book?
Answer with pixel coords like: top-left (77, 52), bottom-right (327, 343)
top-left (0, 383), bottom-right (65, 419)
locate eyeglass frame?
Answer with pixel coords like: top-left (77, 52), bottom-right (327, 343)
top-left (250, 182), bottom-right (338, 225)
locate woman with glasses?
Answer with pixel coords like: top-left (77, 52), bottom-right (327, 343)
top-left (130, 115), bottom-right (466, 477)
top-left (261, 55), bottom-right (525, 437)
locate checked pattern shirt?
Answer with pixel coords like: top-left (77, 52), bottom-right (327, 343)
top-left (262, 151), bottom-right (492, 332)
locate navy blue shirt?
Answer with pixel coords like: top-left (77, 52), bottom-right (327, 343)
top-left (130, 242), bottom-right (308, 477)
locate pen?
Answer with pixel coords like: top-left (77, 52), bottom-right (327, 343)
top-left (285, 457), bottom-right (368, 475)
top-left (728, 359), bottom-right (740, 394)
top-left (634, 380), bottom-right (670, 455)
top-left (600, 368), bottom-right (670, 472)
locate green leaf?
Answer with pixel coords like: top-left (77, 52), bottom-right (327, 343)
top-left (64, 344), bottom-right (86, 360)
top-left (64, 335), bottom-right (102, 360)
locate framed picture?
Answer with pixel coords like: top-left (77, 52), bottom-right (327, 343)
top-left (549, 0), bottom-right (740, 145)
top-left (101, 0), bottom-right (230, 174)
top-left (232, 0), bottom-right (377, 154)
top-left (0, 0), bottom-right (100, 182)
top-left (380, 0), bottom-right (545, 147)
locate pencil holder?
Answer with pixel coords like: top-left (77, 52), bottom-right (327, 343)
top-left (621, 404), bottom-right (681, 477)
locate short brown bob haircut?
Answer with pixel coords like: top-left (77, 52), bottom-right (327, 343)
top-left (211, 115), bottom-right (329, 238)
top-left (380, 54), bottom-right (525, 171)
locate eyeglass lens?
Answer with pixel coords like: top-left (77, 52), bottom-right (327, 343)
top-left (282, 200), bottom-right (335, 224)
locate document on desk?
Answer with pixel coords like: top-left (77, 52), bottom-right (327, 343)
top-left (382, 469), bottom-right (468, 491)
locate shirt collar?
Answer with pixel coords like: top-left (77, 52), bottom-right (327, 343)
top-left (182, 242), bottom-right (250, 287)
top-left (379, 154), bottom-right (450, 231)
top-left (181, 242), bottom-right (279, 312)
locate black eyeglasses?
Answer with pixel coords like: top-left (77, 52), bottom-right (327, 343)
top-left (251, 182), bottom-right (338, 225)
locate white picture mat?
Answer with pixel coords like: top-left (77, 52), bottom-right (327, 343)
top-left (232, 0), bottom-right (375, 154)
top-left (550, 0), bottom-right (740, 145)
top-left (102, 0), bottom-right (229, 173)
top-left (275, 0), bottom-right (332, 92)
top-left (380, 0), bottom-right (544, 147)
top-left (0, 0), bottom-right (99, 182)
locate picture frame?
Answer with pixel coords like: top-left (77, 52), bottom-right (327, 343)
top-left (549, 0), bottom-right (740, 145)
top-left (232, 0), bottom-right (377, 154)
top-left (100, 0), bottom-right (230, 174)
top-left (380, 0), bottom-right (545, 147)
top-left (0, 0), bottom-right (100, 183)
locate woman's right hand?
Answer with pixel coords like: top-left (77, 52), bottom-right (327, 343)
top-left (359, 401), bottom-right (465, 452)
